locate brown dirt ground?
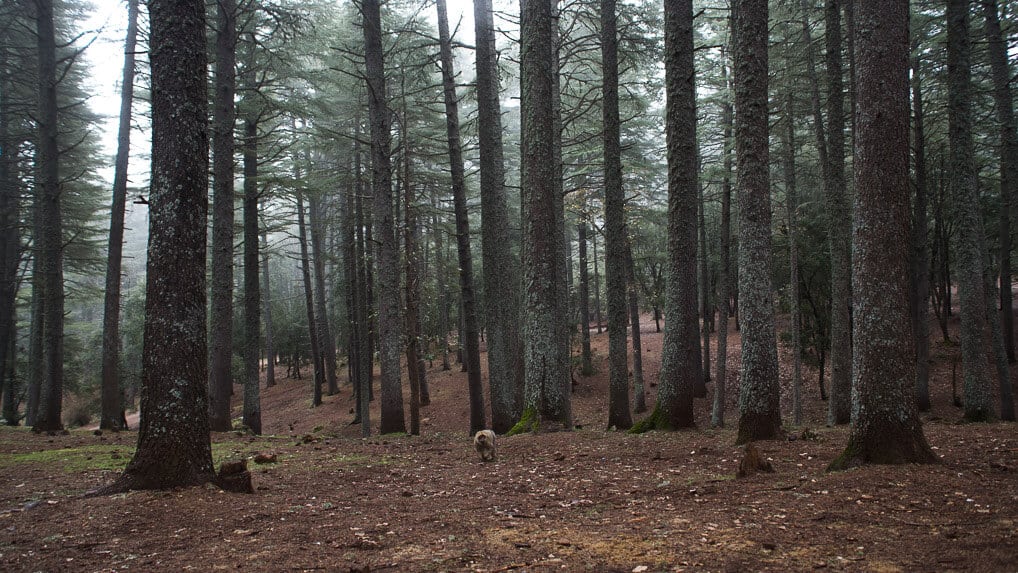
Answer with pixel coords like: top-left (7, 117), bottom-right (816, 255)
top-left (0, 314), bottom-right (1016, 572)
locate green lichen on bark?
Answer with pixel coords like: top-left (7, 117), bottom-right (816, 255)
top-left (629, 406), bottom-right (670, 433)
top-left (508, 406), bottom-right (539, 436)
top-left (827, 441), bottom-right (861, 472)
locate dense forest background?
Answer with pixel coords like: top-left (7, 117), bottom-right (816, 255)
top-left (0, 0), bottom-right (1015, 457)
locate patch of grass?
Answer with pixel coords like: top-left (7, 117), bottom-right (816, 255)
top-left (211, 439), bottom-right (283, 465)
top-left (0, 445), bottom-right (135, 473)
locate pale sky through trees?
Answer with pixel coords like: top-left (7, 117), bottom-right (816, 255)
top-left (81, 0), bottom-right (486, 188)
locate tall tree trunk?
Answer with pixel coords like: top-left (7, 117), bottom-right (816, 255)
top-left (354, 164), bottom-right (372, 437)
top-left (402, 141), bottom-right (422, 436)
top-left (99, 0), bottom-right (139, 431)
top-left (829, 0), bottom-right (936, 469)
top-left (309, 191), bottom-right (338, 396)
top-left (208, 0), bottom-right (237, 433)
top-left (342, 165), bottom-right (360, 413)
top-left (431, 197), bottom-right (451, 373)
top-left (517, 0), bottom-right (571, 432)
top-left (98, 0), bottom-right (215, 493)
top-left (602, 0), bottom-right (631, 430)
top-left (241, 116), bottom-right (260, 435)
top-left (643, 0), bottom-right (700, 431)
top-left (592, 230), bottom-right (603, 334)
top-left (297, 190), bottom-right (324, 408)
top-left (25, 266), bottom-right (42, 426)
top-left (0, 37), bottom-right (21, 426)
top-left (911, 47), bottom-right (932, 412)
top-left (734, 0), bottom-right (781, 444)
top-left (551, 0), bottom-right (572, 430)
top-left (984, 0), bottom-right (1018, 378)
top-left (261, 226), bottom-right (275, 388)
top-left (626, 241), bottom-right (646, 414)
top-left (437, 0), bottom-right (484, 434)
top-left (698, 173), bottom-right (711, 393)
top-left (947, 0), bottom-right (994, 422)
top-left (32, 0), bottom-right (65, 432)
top-left (578, 222), bottom-right (593, 375)
top-left (825, 0), bottom-right (852, 426)
top-left (363, 0), bottom-right (404, 434)
top-left (713, 59), bottom-right (733, 429)
top-left (783, 91), bottom-right (803, 426)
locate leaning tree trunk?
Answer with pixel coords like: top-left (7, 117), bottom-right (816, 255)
top-left (828, 0), bottom-right (937, 470)
top-left (437, 0), bottom-right (484, 434)
top-left (602, 0), bottom-right (632, 430)
top-left (947, 0), bottom-right (995, 422)
top-left (734, 0), bottom-right (782, 444)
top-left (208, 0), bottom-right (237, 433)
top-left (32, 0), bottom-right (65, 433)
top-left (97, 0), bottom-right (216, 492)
top-left (99, 0), bottom-right (139, 431)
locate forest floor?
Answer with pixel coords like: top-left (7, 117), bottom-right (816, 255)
top-left (0, 315), bottom-right (1016, 572)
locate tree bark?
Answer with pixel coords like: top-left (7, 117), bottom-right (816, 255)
top-left (97, 0), bottom-right (215, 492)
top-left (947, 0), bottom-right (995, 422)
top-left (32, 0), bottom-right (65, 432)
top-left (208, 0), bottom-right (237, 433)
top-left (910, 48), bottom-right (931, 412)
top-left (401, 140), bottom-right (422, 436)
top-left (983, 0), bottom-right (1017, 421)
top-left (241, 115), bottom-right (260, 434)
top-left (602, 0), bottom-right (631, 430)
top-left (649, 0), bottom-right (700, 431)
top-left (0, 36), bottom-right (21, 426)
top-left (517, 0), bottom-right (571, 432)
top-left (783, 90), bottom-right (803, 426)
top-left (829, 0), bottom-right (937, 469)
top-left (363, 0), bottom-right (404, 434)
top-left (734, 0), bottom-right (781, 444)
top-left (578, 222), bottom-right (593, 375)
top-left (261, 227), bottom-right (275, 388)
top-left (99, 0), bottom-right (139, 431)
top-left (825, 0), bottom-right (852, 426)
top-left (626, 240), bottom-right (647, 414)
top-left (712, 60), bottom-right (733, 429)
top-left (297, 189), bottom-right (324, 407)
top-left (309, 190), bottom-right (338, 397)
top-left (437, 0), bottom-right (484, 434)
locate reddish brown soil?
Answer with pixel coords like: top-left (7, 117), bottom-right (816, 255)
top-left (0, 316), bottom-right (1015, 572)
